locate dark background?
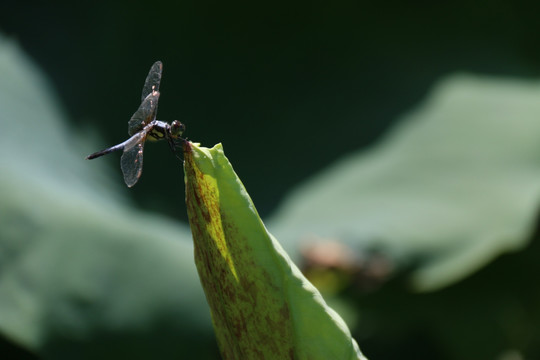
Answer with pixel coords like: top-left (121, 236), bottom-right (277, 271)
top-left (3, 1), bottom-right (540, 222)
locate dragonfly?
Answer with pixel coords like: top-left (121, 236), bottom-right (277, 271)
top-left (86, 61), bottom-right (185, 187)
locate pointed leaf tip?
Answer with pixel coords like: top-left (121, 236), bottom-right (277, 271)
top-left (183, 141), bottom-right (366, 360)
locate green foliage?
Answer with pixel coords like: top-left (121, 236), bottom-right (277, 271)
top-left (184, 143), bottom-right (366, 359)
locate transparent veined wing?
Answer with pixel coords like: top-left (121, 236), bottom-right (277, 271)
top-left (127, 90), bottom-right (160, 135)
top-left (120, 130), bottom-right (147, 187)
top-left (141, 61), bottom-right (163, 102)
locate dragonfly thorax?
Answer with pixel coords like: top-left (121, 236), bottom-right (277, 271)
top-left (147, 121), bottom-right (169, 141)
top-left (146, 120), bottom-right (184, 141)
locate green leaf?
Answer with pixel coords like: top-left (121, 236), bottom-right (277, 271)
top-left (183, 142), bottom-right (366, 360)
top-left (270, 74), bottom-right (540, 291)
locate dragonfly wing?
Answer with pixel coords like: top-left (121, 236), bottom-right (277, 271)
top-left (141, 61), bottom-right (163, 102)
top-left (127, 91), bottom-right (160, 135)
top-left (121, 131), bottom-right (147, 187)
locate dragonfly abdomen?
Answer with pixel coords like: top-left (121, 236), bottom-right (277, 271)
top-left (86, 142), bottom-right (125, 160)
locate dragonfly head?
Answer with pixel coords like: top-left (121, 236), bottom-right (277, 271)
top-left (170, 120), bottom-right (185, 138)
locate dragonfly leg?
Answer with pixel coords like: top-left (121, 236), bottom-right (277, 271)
top-left (167, 136), bottom-right (185, 161)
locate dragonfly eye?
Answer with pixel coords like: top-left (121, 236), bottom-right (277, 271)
top-left (170, 120), bottom-right (185, 137)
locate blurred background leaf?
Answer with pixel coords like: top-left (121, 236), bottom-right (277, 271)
top-left (270, 74), bottom-right (540, 291)
top-left (0, 34), bottom-right (216, 359)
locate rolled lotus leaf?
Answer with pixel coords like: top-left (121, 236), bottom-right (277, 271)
top-left (183, 142), bottom-right (366, 360)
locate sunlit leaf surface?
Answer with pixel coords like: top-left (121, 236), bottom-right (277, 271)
top-left (184, 142), bottom-right (366, 359)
